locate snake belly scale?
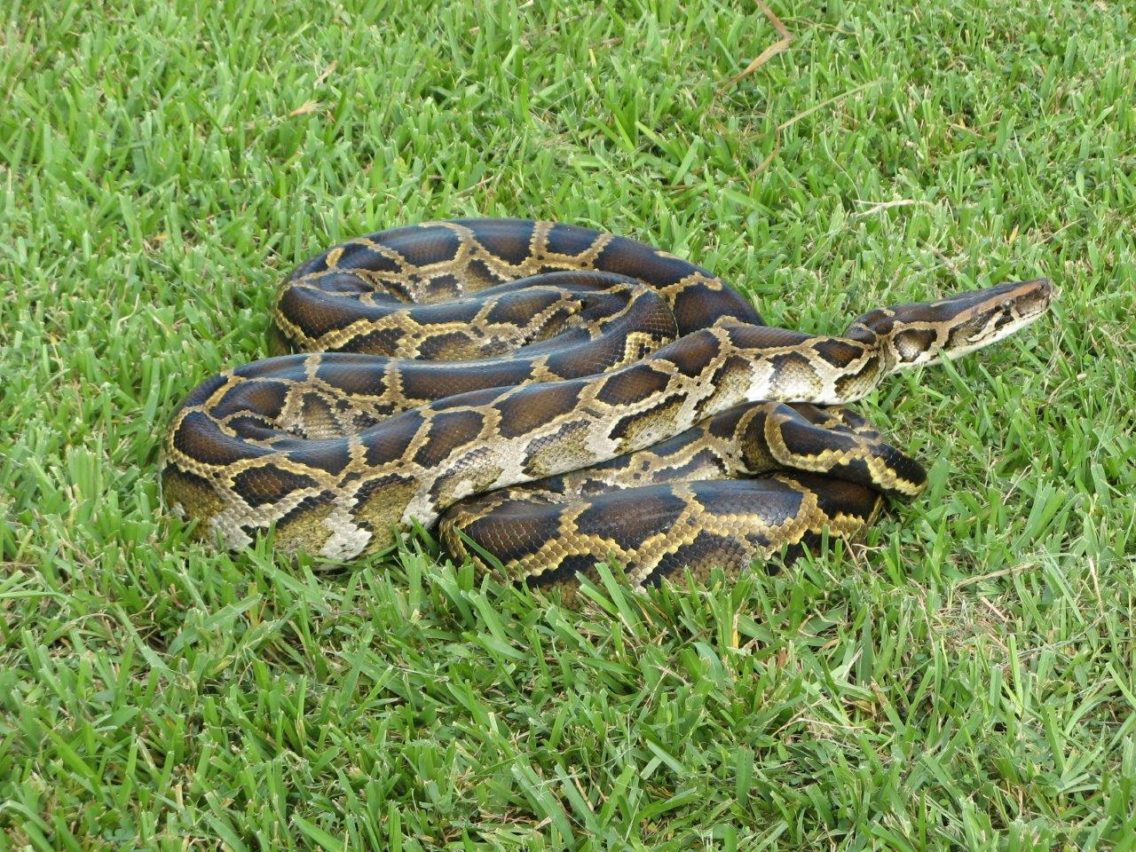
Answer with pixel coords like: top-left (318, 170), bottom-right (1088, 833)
top-left (162, 219), bottom-right (1054, 588)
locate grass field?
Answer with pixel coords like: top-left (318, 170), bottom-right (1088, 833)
top-left (2, 0), bottom-right (1134, 847)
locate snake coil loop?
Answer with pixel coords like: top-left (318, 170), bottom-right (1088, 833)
top-left (163, 219), bottom-right (1053, 589)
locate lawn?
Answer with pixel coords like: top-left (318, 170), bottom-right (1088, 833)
top-left (2, 0), bottom-right (1134, 847)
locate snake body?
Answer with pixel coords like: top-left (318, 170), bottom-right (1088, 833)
top-left (162, 219), bottom-right (1053, 588)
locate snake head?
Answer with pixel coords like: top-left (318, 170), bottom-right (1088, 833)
top-left (933, 277), bottom-right (1056, 362)
top-left (850, 278), bottom-right (1056, 369)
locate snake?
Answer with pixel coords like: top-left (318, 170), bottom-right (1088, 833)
top-left (161, 219), bottom-right (1054, 589)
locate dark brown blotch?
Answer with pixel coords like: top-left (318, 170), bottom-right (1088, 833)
top-left (472, 220), bottom-right (536, 266)
top-left (399, 362), bottom-right (526, 403)
top-left (812, 338), bottom-right (865, 368)
top-left (285, 441), bottom-right (352, 476)
top-left (496, 382), bottom-right (585, 439)
top-left (625, 425), bottom-right (710, 463)
top-left (542, 337), bottom-right (628, 378)
top-left (835, 358), bottom-right (879, 398)
top-left (520, 419), bottom-right (591, 477)
top-left (295, 391), bottom-right (341, 436)
top-left (464, 258), bottom-right (505, 290)
top-left (706, 402), bottom-right (757, 439)
top-left (414, 410), bottom-right (486, 467)
top-left (824, 444), bottom-right (925, 496)
top-left (726, 324), bottom-right (812, 350)
top-left (315, 359), bottom-right (390, 397)
top-left (363, 410), bottom-right (427, 466)
top-left (173, 411), bottom-right (268, 466)
top-left (574, 486), bottom-right (688, 548)
top-left (889, 303), bottom-right (941, 324)
top-left (608, 394), bottom-right (684, 442)
top-left (417, 297), bottom-right (484, 325)
top-left (334, 242), bottom-right (402, 274)
top-left (595, 364), bottom-right (671, 405)
top-left (277, 286), bottom-right (370, 339)
top-left (692, 355), bottom-right (754, 420)
top-left (770, 351), bottom-right (819, 378)
top-left (664, 332), bottom-right (720, 378)
top-left (232, 464), bottom-right (319, 508)
top-left (484, 290), bottom-right (562, 327)
top-left (822, 455), bottom-right (874, 489)
top-left (947, 321), bottom-right (984, 351)
top-left (595, 238), bottom-right (692, 286)
top-left (226, 415), bottom-right (279, 441)
top-left (422, 272), bottom-right (462, 299)
top-left (211, 380), bottom-right (290, 421)
top-left (849, 308), bottom-right (896, 336)
top-left (692, 479), bottom-right (803, 527)
top-left (452, 497), bottom-right (560, 566)
top-left (777, 417), bottom-right (857, 459)
top-left (387, 225), bottom-right (462, 267)
top-left (234, 354), bottom-right (307, 381)
top-left (800, 474), bottom-right (879, 523)
top-left (642, 447), bottom-right (730, 483)
top-left (430, 386), bottom-right (509, 412)
top-left (544, 222), bottom-right (603, 258)
top-left (672, 286), bottom-right (762, 332)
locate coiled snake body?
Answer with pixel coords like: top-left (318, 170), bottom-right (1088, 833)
top-left (162, 220), bottom-right (1053, 588)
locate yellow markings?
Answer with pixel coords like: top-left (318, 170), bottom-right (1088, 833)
top-left (272, 501), bottom-right (337, 554)
top-left (160, 468), bottom-right (226, 530)
top-left (352, 478), bottom-right (420, 550)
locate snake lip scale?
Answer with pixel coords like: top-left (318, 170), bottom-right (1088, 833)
top-left (162, 219), bottom-right (1054, 589)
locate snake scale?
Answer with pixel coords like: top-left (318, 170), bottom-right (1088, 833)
top-left (162, 219), bottom-right (1054, 589)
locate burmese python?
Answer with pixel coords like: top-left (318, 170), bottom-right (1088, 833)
top-left (162, 219), bottom-right (1054, 588)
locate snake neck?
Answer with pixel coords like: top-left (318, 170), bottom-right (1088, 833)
top-left (686, 322), bottom-right (892, 407)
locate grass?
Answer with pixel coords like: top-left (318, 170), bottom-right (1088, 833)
top-left (1, 0), bottom-right (1134, 847)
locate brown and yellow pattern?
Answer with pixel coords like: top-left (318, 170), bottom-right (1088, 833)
top-left (162, 219), bottom-right (1054, 587)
